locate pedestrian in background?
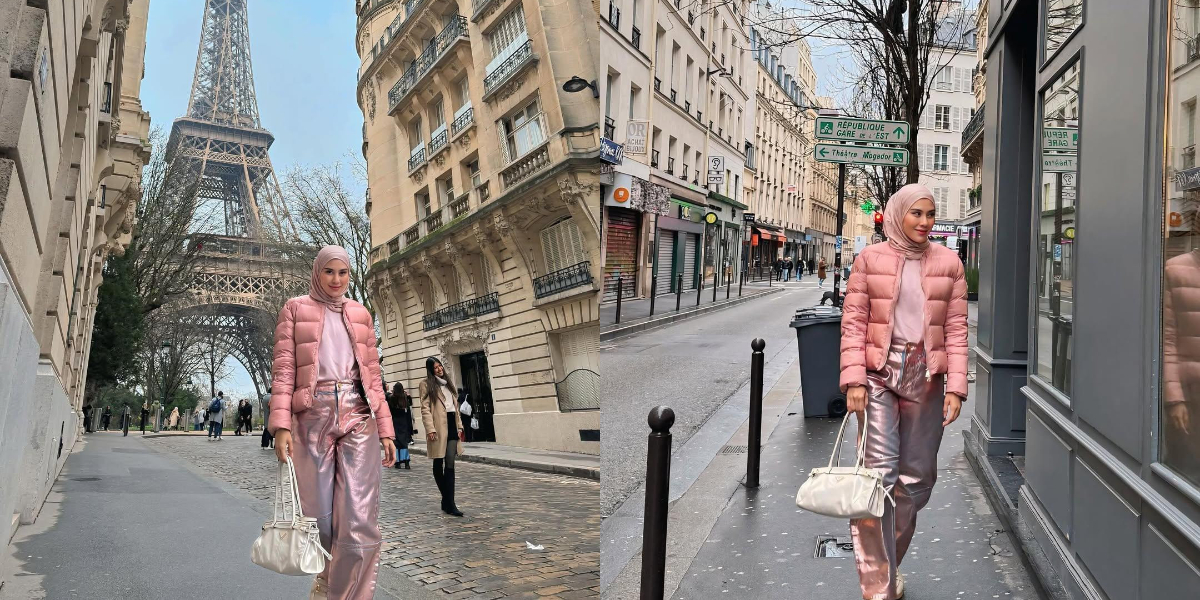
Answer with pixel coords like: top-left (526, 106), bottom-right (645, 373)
top-left (101, 407), bottom-right (112, 431)
top-left (419, 357), bottom-right (465, 517)
top-left (818, 257), bottom-right (828, 287)
top-left (839, 183), bottom-right (968, 600)
top-left (207, 393), bottom-right (224, 440)
top-left (241, 398), bottom-right (254, 433)
top-left (389, 382), bottom-right (415, 470)
top-left (139, 402), bottom-right (149, 434)
top-left (168, 406), bottom-right (180, 431)
top-left (193, 406), bottom-right (204, 431)
top-left (268, 244), bottom-right (396, 599)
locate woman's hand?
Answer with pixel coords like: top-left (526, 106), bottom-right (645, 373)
top-left (1168, 403), bottom-right (1190, 435)
top-left (274, 429), bottom-right (292, 463)
top-left (846, 386), bottom-right (868, 415)
top-left (943, 394), bottom-right (963, 427)
top-left (427, 431), bottom-right (438, 442)
top-left (381, 438), bottom-right (396, 467)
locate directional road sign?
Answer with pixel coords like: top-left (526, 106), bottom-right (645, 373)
top-left (1042, 127), bottom-right (1078, 152)
top-left (814, 143), bottom-right (909, 167)
top-left (1042, 154), bottom-right (1077, 172)
top-left (815, 117), bottom-right (910, 145)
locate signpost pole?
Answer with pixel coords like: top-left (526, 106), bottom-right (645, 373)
top-left (832, 163), bottom-right (846, 306)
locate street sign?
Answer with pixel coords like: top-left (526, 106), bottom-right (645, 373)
top-left (704, 212), bottom-right (718, 224)
top-left (708, 171), bottom-right (724, 185)
top-left (708, 155), bottom-right (725, 184)
top-left (815, 117), bottom-right (910, 144)
top-left (1061, 172), bottom-right (1076, 187)
top-left (1061, 187), bottom-right (1076, 201)
top-left (743, 212), bottom-right (756, 222)
top-left (600, 137), bottom-right (624, 164)
top-left (1042, 154), bottom-right (1077, 172)
top-left (815, 143), bottom-right (909, 166)
top-left (1042, 127), bottom-right (1078, 152)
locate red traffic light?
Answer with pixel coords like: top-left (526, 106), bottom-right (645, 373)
top-left (873, 212), bottom-right (884, 225)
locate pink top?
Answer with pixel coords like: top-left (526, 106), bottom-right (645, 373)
top-left (891, 259), bottom-right (925, 345)
top-left (318, 307), bottom-right (360, 383)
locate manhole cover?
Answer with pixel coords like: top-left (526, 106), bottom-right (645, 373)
top-left (814, 535), bottom-right (854, 558)
top-left (719, 445), bottom-right (747, 454)
top-left (68, 477), bottom-right (100, 482)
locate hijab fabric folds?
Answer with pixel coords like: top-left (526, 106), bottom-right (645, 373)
top-left (309, 245), bottom-right (351, 311)
top-left (884, 183), bottom-right (934, 259)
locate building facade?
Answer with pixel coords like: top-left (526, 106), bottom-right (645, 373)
top-left (960, 0), bottom-right (987, 273)
top-left (967, 0), bottom-right (1200, 597)
top-left (916, 19), bottom-right (977, 230)
top-left (0, 0), bottom-right (151, 542)
top-left (597, 0), bottom-right (754, 301)
top-left (356, 0), bottom-right (603, 454)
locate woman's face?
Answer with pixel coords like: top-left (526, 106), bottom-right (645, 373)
top-left (433, 362), bottom-right (445, 378)
top-left (319, 259), bottom-right (350, 297)
top-left (902, 198), bottom-right (937, 244)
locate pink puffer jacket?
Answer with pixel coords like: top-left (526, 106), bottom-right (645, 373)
top-left (839, 242), bottom-right (970, 398)
top-left (1163, 251), bottom-right (1200, 407)
top-left (268, 295), bottom-right (395, 439)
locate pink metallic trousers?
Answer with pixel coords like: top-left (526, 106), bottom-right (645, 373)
top-left (850, 342), bottom-right (946, 600)
top-left (292, 382), bottom-right (382, 600)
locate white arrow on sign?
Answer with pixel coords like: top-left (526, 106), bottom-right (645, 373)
top-left (814, 143), bottom-right (909, 167)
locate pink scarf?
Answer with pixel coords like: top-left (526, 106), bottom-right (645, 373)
top-left (308, 245), bottom-right (351, 311)
top-left (883, 183), bottom-right (934, 259)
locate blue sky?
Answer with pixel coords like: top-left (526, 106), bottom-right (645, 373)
top-left (141, 0), bottom-right (363, 398)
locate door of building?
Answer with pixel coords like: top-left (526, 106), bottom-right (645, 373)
top-left (682, 233), bottom-right (698, 290)
top-left (602, 207), bottom-right (639, 302)
top-left (656, 229), bottom-right (675, 293)
top-left (458, 351), bottom-right (495, 443)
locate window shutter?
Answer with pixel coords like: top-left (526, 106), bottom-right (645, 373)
top-left (481, 255), bottom-right (496, 292)
top-left (952, 107), bottom-right (960, 131)
top-left (923, 145), bottom-right (933, 172)
top-left (541, 225), bottom-right (563, 275)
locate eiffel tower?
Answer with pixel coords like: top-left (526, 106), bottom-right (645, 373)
top-left (165, 0), bottom-right (310, 396)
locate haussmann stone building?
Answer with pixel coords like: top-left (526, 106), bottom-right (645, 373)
top-left (355, 0), bottom-right (602, 454)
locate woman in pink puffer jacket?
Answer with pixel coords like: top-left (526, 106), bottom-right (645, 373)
top-left (839, 184), bottom-right (969, 600)
top-left (269, 245), bottom-right (396, 600)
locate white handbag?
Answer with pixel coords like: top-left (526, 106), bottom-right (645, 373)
top-left (460, 399), bottom-right (473, 417)
top-left (251, 457), bottom-right (331, 575)
top-left (795, 411), bottom-right (893, 519)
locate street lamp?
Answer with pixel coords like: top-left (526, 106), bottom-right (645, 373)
top-left (562, 76), bottom-right (599, 98)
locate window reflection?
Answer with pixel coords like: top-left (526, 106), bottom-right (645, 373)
top-left (1034, 62), bottom-right (1080, 395)
top-left (1162, 3), bottom-right (1200, 487)
top-left (1045, 0), bottom-right (1083, 57)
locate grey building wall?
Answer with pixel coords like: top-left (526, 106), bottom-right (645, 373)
top-left (973, 0), bottom-right (1200, 597)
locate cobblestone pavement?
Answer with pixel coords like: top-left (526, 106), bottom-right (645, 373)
top-left (149, 435), bottom-right (600, 599)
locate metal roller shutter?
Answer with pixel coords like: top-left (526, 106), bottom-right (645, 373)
top-left (603, 207), bottom-right (639, 302)
top-left (683, 233), bottom-right (698, 290)
top-left (656, 229), bottom-right (675, 293)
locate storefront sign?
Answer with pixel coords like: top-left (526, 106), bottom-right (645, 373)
top-left (815, 117), bottom-right (910, 144)
top-left (1061, 187), bottom-right (1076, 201)
top-left (786, 183), bottom-right (797, 193)
top-left (743, 212), bottom-right (756, 222)
top-left (930, 223), bottom-right (958, 236)
top-left (708, 155), bottom-right (725, 184)
top-left (1042, 154), bottom-right (1077, 172)
top-left (1042, 127), bottom-right (1078, 151)
top-left (625, 120), bottom-right (648, 155)
top-left (704, 212), bottom-right (718, 224)
top-left (600, 137), bottom-right (624, 164)
top-left (1176, 166), bottom-right (1200, 191)
top-left (1063, 226), bottom-right (1075, 241)
top-left (605, 173), bottom-right (633, 207)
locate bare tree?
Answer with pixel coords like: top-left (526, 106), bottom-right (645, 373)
top-left (279, 156), bottom-right (373, 313)
top-left (138, 307), bottom-right (207, 408)
top-left (193, 311), bottom-right (235, 399)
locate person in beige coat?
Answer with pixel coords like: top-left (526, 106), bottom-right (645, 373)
top-left (419, 356), bottom-right (465, 517)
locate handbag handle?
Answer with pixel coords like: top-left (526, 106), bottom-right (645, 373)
top-left (271, 457), bottom-right (308, 525)
top-left (826, 408), bottom-right (871, 471)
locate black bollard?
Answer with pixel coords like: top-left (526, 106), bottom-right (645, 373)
top-left (615, 276), bottom-right (624, 324)
top-left (675, 274), bottom-right (683, 311)
top-left (649, 274), bottom-right (657, 317)
top-left (726, 270), bottom-right (731, 300)
top-left (696, 272), bottom-right (704, 307)
top-left (641, 406), bottom-right (675, 600)
top-left (739, 270), bottom-right (744, 297)
top-left (713, 270), bottom-right (719, 303)
top-left (768, 268), bottom-right (773, 287)
top-left (747, 338), bottom-right (765, 488)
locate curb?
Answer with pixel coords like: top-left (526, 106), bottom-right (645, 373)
top-left (600, 286), bottom-right (786, 342)
top-left (406, 445), bottom-right (600, 481)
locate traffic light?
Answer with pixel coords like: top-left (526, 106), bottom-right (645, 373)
top-left (873, 211), bottom-right (884, 238)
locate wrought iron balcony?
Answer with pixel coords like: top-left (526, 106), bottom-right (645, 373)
top-left (604, 116), bottom-right (615, 139)
top-left (682, 163), bottom-right (689, 179)
top-left (366, 0), bottom-right (430, 71)
top-left (687, 10), bottom-right (694, 24)
top-left (423, 292), bottom-right (500, 331)
top-left (700, 27), bottom-right (705, 40)
top-left (631, 26), bottom-right (641, 49)
top-left (484, 39), bottom-right (537, 96)
top-left (101, 82), bottom-right (113, 114)
top-left (500, 141), bottom-right (551, 188)
top-left (666, 157), bottom-right (674, 174)
top-left (684, 100), bottom-right (691, 112)
top-left (388, 16), bottom-right (468, 112)
top-left (961, 102), bottom-right (985, 150)
top-left (1186, 145), bottom-right (1197, 170)
top-left (670, 88), bottom-right (677, 102)
top-left (654, 77), bottom-right (661, 91)
top-left (428, 126), bottom-right (449, 155)
top-left (407, 146), bottom-right (426, 171)
top-left (1190, 34), bottom-right (1200, 63)
top-left (608, 3), bottom-right (620, 28)
top-left (696, 110), bottom-right (702, 123)
top-left (651, 149), bottom-right (660, 168)
top-left (534, 261), bottom-right (593, 299)
top-left (451, 105), bottom-right (474, 136)
top-left (471, 0), bottom-right (497, 19)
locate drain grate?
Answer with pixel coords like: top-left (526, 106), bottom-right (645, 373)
top-left (814, 535), bottom-right (854, 558)
top-left (719, 445), bottom-right (748, 454)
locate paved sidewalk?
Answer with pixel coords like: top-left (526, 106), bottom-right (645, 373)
top-left (0, 433), bottom-right (435, 599)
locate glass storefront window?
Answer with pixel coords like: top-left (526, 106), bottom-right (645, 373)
top-left (1044, 0), bottom-right (1083, 59)
top-left (1161, 4), bottom-right (1200, 488)
top-left (1033, 61), bottom-right (1080, 396)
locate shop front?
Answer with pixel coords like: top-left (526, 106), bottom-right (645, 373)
top-left (704, 192), bottom-right (746, 287)
top-left (967, 1), bottom-right (1200, 597)
top-left (654, 197), bottom-right (706, 292)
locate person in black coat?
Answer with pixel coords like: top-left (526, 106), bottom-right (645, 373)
top-left (101, 407), bottom-right (112, 431)
top-left (388, 382), bottom-right (415, 469)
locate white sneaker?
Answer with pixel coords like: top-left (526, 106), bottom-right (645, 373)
top-left (896, 573), bottom-right (905, 598)
top-left (309, 576), bottom-right (328, 600)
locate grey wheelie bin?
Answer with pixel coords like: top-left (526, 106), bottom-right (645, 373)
top-left (789, 305), bottom-right (847, 418)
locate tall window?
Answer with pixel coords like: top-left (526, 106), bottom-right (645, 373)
top-left (1035, 60), bottom-right (1080, 397)
top-left (500, 98), bottom-right (546, 161)
top-left (540, 217), bottom-right (587, 274)
top-left (430, 98), bottom-right (446, 136)
top-left (408, 117), bottom-right (423, 154)
top-left (935, 66), bottom-right (952, 91)
top-left (489, 6), bottom-right (527, 59)
top-left (934, 145), bottom-right (949, 171)
top-left (935, 105), bottom-right (951, 130)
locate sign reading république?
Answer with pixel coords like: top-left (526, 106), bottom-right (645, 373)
top-left (815, 117), bottom-right (910, 144)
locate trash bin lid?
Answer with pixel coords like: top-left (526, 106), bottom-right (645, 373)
top-left (790, 305), bottom-right (842, 328)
